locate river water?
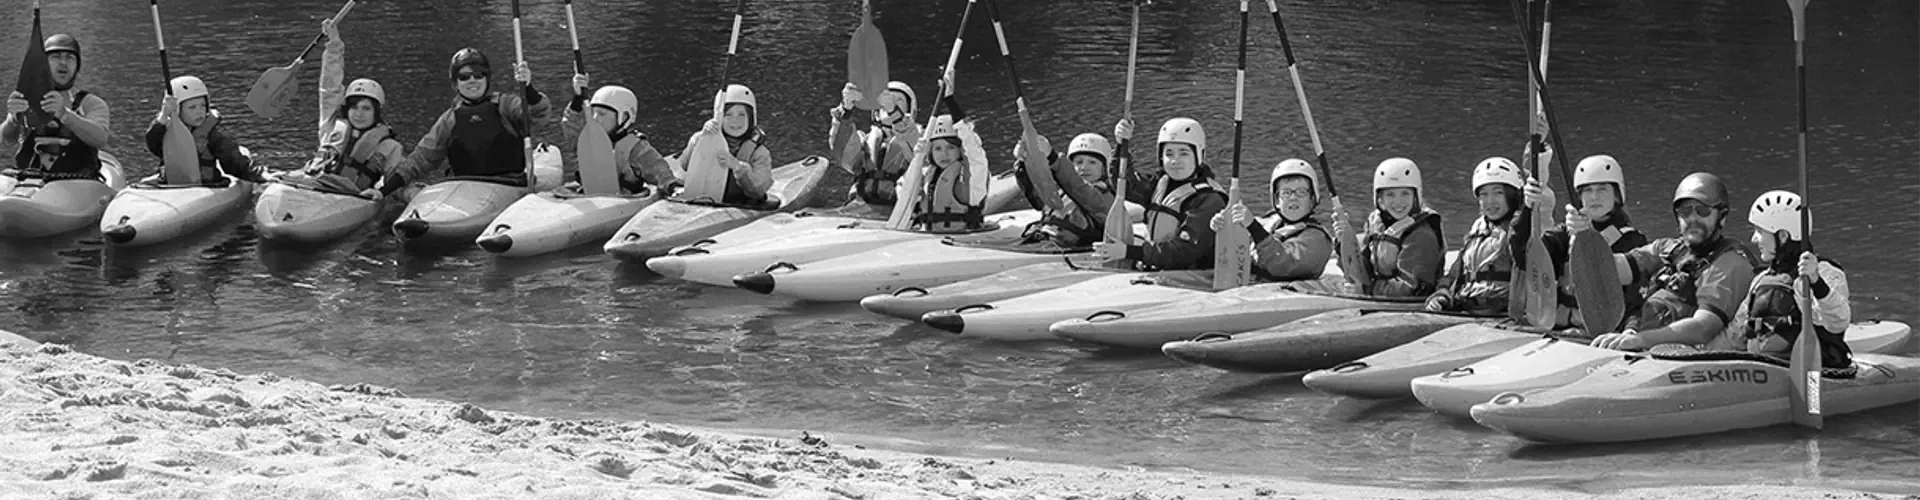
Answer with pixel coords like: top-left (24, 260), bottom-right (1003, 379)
top-left (1, 0), bottom-right (1916, 492)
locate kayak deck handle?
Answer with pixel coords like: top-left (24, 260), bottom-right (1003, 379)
top-left (955, 304), bottom-right (994, 314)
top-left (763, 261), bottom-right (798, 274)
top-left (490, 223), bottom-right (511, 234)
top-left (1440, 367), bottom-right (1475, 379)
top-left (669, 247), bottom-right (710, 257)
top-left (1190, 331), bottom-right (1233, 343)
top-left (892, 286), bottom-right (928, 298)
top-left (1086, 311), bottom-right (1126, 322)
top-left (1329, 361), bottom-right (1369, 373)
top-left (1488, 392), bottom-right (1524, 406)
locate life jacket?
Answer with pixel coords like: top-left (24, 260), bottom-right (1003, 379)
top-left (1360, 208), bottom-right (1444, 284)
top-left (316, 120), bottom-right (396, 191)
top-left (1249, 217), bottom-right (1331, 282)
top-left (852, 126), bottom-right (913, 206)
top-left (447, 95), bottom-right (528, 182)
top-left (1633, 235), bottom-right (1758, 329)
top-left (12, 89), bottom-right (100, 180)
top-left (1144, 174), bottom-right (1226, 243)
top-left (1741, 264), bottom-right (1853, 369)
top-left (1446, 216), bottom-right (1516, 315)
top-left (720, 131), bottom-right (770, 206)
top-left (912, 156), bottom-right (984, 233)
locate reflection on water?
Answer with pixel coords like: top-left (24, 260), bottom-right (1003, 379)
top-left (0, 0), bottom-right (1915, 491)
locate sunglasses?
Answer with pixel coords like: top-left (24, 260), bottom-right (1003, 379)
top-left (455, 71), bottom-right (488, 82)
top-left (1672, 201), bottom-right (1721, 218)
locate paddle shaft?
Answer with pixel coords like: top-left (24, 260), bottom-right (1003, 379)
top-left (150, 0), bottom-right (174, 90)
top-left (1210, 0), bottom-right (1252, 291)
top-left (982, 0), bottom-right (1044, 176)
top-left (1102, 1), bottom-right (1140, 266)
top-left (511, 0), bottom-right (534, 184)
top-left (566, 0), bottom-right (584, 74)
top-left (1265, 0), bottom-right (1355, 277)
top-left (1505, 0), bottom-right (1574, 199)
top-left (720, 0), bottom-right (747, 88)
top-left (289, 0), bottom-right (358, 67)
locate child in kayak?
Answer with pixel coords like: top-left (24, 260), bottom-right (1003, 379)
top-left (386, 47), bottom-right (550, 194)
top-left (282, 18), bottom-right (408, 199)
top-left (1210, 158), bottom-right (1333, 281)
top-left (1339, 158), bottom-right (1444, 297)
top-left (1722, 190), bottom-right (1853, 368)
top-left (142, 75), bottom-right (264, 186)
top-left (899, 88), bottom-right (988, 233)
top-left (1423, 157), bottom-right (1523, 315)
top-left (1009, 131), bottom-right (1139, 249)
top-left (560, 73), bottom-right (678, 195)
top-left (828, 81), bottom-right (920, 209)
top-left (1589, 173), bottom-right (1758, 351)
top-left (1089, 117), bottom-right (1228, 271)
top-left (1518, 154), bottom-right (1651, 331)
top-left (4, 34), bottom-right (112, 182)
top-left (672, 84), bottom-right (774, 206)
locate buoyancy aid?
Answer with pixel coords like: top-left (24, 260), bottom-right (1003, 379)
top-left (447, 96), bottom-right (526, 180)
top-left (13, 89), bottom-right (100, 180)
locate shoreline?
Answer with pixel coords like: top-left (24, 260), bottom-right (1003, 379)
top-left (0, 329), bottom-right (1910, 499)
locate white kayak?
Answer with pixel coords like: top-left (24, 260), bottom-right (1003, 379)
top-left (478, 185), bottom-right (665, 257)
top-left (391, 145), bottom-right (562, 248)
top-left (0, 152), bottom-right (126, 238)
top-left (1470, 352), bottom-right (1920, 444)
top-left (1412, 320), bottom-right (1914, 419)
top-left (924, 269), bottom-right (1215, 342)
top-left (252, 180), bottom-right (381, 244)
top-left (601, 155), bottom-right (840, 261)
top-left (644, 206), bottom-right (891, 279)
top-left (101, 148), bottom-right (255, 247)
top-left (666, 210), bottom-right (1040, 288)
top-left (1299, 322), bottom-right (1545, 399)
top-left (859, 261), bottom-right (1115, 321)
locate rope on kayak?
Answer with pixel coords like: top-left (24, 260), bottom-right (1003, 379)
top-left (1640, 348), bottom-right (1859, 379)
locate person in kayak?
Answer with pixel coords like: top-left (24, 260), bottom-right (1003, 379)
top-left (1340, 158), bottom-right (1444, 297)
top-left (1089, 117), bottom-right (1227, 271)
top-left (1589, 172), bottom-right (1758, 351)
top-left (829, 81), bottom-right (920, 208)
top-left (900, 89), bottom-right (988, 233)
top-left (1518, 154), bottom-right (1651, 331)
top-left (3, 34), bottom-right (111, 181)
top-left (282, 18), bottom-right (408, 199)
top-left (672, 84), bottom-right (774, 206)
top-left (1209, 158), bottom-right (1333, 281)
top-left (1721, 190), bottom-right (1853, 368)
top-left (384, 47), bottom-right (549, 195)
top-left (561, 74), bottom-right (678, 194)
top-left (1008, 131), bottom-right (1139, 249)
top-left (142, 75), bottom-right (265, 186)
top-left (1423, 157), bottom-right (1523, 315)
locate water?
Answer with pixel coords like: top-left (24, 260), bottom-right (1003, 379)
top-left (1, 0), bottom-right (1916, 492)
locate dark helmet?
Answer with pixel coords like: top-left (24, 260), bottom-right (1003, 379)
top-left (44, 34), bottom-right (80, 72)
top-left (1671, 172), bottom-right (1730, 209)
top-left (448, 48), bottom-right (490, 80)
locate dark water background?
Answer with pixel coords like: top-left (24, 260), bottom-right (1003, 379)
top-left (0, 0), bottom-right (1915, 492)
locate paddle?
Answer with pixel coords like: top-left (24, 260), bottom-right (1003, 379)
top-left (511, 0), bottom-right (535, 188)
top-left (679, 0), bottom-right (751, 201)
top-left (14, 0), bottom-right (54, 132)
top-left (1211, 0), bottom-right (1253, 291)
top-left (150, 0), bottom-right (199, 185)
top-left (1512, 0), bottom-right (1558, 328)
top-left (1102, 1), bottom-right (1142, 270)
top-left (1785, 0), bottom-right (1822, 430)
top-left (887, 0), bottom-right (976, 230)
top-left (847, 0), bottom-right (888, 111)
top-left (1263, 0), bottom-right (1355, 279)
top-left (567, 0), bottom-right (619, 195)
top-left (983, 0), bottom-right (1050, 238)
top-left (244, 0), bottom-right (356, 120)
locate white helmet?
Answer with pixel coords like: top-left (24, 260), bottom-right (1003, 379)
top-left (1067, 133), bottom-right (1112, 163)
top-left (1748, 190), bottom-right (1806, 241)
top-left (1471, 157), bottom-right (1524, 192)
top-left (589, 85), bottom-right (639, 131)
top-left (170, 75), bottom-right (208, 104)
top-left (1574, 154), bottom-right (1627, 203)
top-left (884, 81), bottom-right (916, 114)
top-left (925, 114), bottom-right (958, 142)
top-left (1373, 157), bottom-right (1422, 194)
top-left (345, 78), bottom-right (386, 107)
top-left (1156, 118), bottom-right (1206, 165)
top-left (1270, 158), bottom-right (1318, 200)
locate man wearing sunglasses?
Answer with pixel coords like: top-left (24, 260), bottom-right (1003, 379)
top-left (385, 47), bottom-right (549, 195)
top-left (3, 34), bottom-right (111, 181)
top-left (1578, 172), bottom-right (1759, 351)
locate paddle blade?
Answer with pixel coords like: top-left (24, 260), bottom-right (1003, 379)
top-left (847, 9), bottom-right (888, 111)
top-left (1102, 153), bottom-right (1132, 269)
top-left (14, 12), bottom-right (54, 130)
top-left (162, 114), bottom-right (201, 185)
top-left (1568, 229), bottom-right (1623, 331)
top-left (245, 65), bottom-right (298, 119)
top-left (1790, 278), bottom-right (1824, 428)
top-left (576, 118), bottom-right (620, 195)
top-left (1517, 210), bottom-right (1558, 328)
top-left (885, 143), bottom-right (929, 230)
top-left (1212, 178), bottom-right (1252, 290)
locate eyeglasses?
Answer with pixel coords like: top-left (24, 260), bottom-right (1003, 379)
top-left (455, 71), bottom-right (487, 82)
top-left (1273, 187), bottom-right (1313, 199)
top-left (1672, 201), bottom-right (1720, 218)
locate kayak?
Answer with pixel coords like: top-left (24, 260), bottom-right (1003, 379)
top-left (1046, 251), bottom-right (1455, 350)
top-left (1412, 320), bottom-right (1914, 419)
top-left (676, 209), bottom-right (1038, 288)
top-left (478, 186), bottom-right (665, 257)
top-left (0, 152), bottom-right (126, 238)
top-left (644, 207), bottom-right (889, 280)
top-left (1470, 352), bottom-right (1920, 444)
top-left (733, 239), bottom-right (1104, 302)
top-left (252, 181), bottom-right (381, 244)
top-left (390, 144), bottom-right (563, 247)
top-left (860, 261), bottom-right (1113, 321)
top-left (1299, 322), bottom-right (1545, 399)
top-left (101, 148), bottom-right (256, 247)
top-left (602, 155), bottom-right (839, 261)
top-left (924, 270), bottom-right (1214, 342)
top-left (1160, 310), bottom-right (1494, 373)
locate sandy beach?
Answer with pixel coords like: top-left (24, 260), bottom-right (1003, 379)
top-left (0, 329), bottom-right (1910, 499)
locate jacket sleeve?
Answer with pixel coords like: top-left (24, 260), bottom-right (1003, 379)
top-left (626, 138), bottom-right (679, 189)
top-left (208, 129), bottom-right (258, 181)
top-left (1011, 151), bottom-right (1059, 214)
top-left (374, 140), bottom-right (409, 178)
top-left (1128, 190), bottom-right (1227, 271)
top-left (501, 85), bottom-right (551, 144)
top-left (739, 141), bottom-right (774, 197)
top-left (958, 122), bottom-right (988, 205)
top-left (1253, 225), bottom-right (1334, 281)
top-left (397, 109), bottom-right (456, 186)
top-left (1372, 223), bottom-right (1445, 297)
top-left (143, 120), bottom-right (167, 157)
top-left (317, 36), bottom-right (346, 143)
top-left (1809, 262), bottom-right (1851, 332)
top-left (1055, 155), bottom-right (1118, 223)
top-left (58, 94), bottom-right (112, 150)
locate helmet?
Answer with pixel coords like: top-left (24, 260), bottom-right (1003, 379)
top-left (345, 78), bottom-right (386, 108)
top-left (1471, 157), bottom-right (1524, 192)
top-left (884, 81), bottom-right (916, 113)
top-left (448, 48), bottom-right (490, 80)
top-left (1748, 190), bottom-right (1806, 240)
top-left (925, 114), bottom-right (958, 142)
top-left (722, 83), bottom-right (756, 124)
top-left (1574, 154), bottom-right (1626, 203)
top-left (169, 75), bottom-right (208, 103)
top-left (1067, 133), bottom-right (1112, 163)
top-left (1156, 118), bottom-right (1206, 165)
top-left (589, 85), bottom-right (638, 131)
top-left (1269, 158), bottom-right (1318, 199)
top-left (1672, 172), bottom-right (1729, 208)
top-left (1373, 157), bottom-right (1422, 194)
top-left (43, 33), bottom-right (79, 57)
